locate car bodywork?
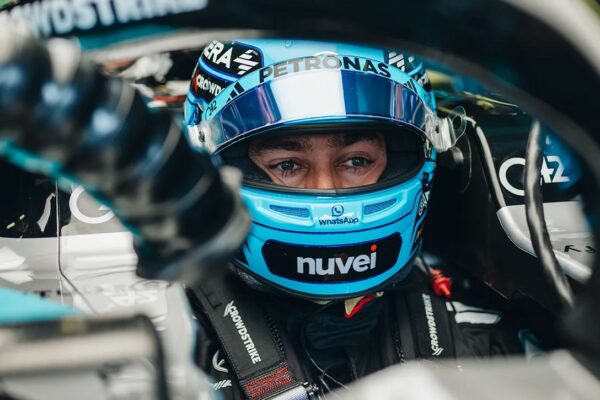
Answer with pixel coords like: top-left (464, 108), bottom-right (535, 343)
top-left (0, 1), bottom-right (599, 399)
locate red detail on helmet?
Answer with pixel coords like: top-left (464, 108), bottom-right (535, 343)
top-left (370, 244), bottom-right (377, 252)
top-left (429, 269), bottom-right (452, 298)
top-left (344, 295), bottom-right (375, 319)
top-left (192, 68), bottom-right (200, 94)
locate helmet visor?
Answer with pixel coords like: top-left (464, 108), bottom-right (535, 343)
top-left (200, 68), bottom-right (458, 154)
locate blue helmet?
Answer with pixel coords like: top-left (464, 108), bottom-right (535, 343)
top-left (184, 39), bottom-right (461, 300)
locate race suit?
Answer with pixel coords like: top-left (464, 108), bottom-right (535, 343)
top-left (188, 260), bottom-right (525, 399)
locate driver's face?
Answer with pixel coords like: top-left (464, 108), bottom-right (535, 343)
top-left (248, 132), bottom-right (387, 189)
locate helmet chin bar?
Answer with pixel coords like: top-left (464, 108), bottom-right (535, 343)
top-left (234, 158), bottom-right (434, 299)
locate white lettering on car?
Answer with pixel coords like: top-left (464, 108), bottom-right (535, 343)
top-left (498, 155), bottom-right (571, 196)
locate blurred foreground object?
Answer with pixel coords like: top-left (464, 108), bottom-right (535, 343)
top-left (0, 25), bottom-right (249, 285)
top-left (340, 351), bottom-right (600, 400)
top-left (0, 315), bottom-right (170, 400)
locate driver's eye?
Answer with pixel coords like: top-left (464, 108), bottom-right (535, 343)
top-left (349, 157), bottom-right (367, 167)
top-left (341, 157), bottom-right (371, 169)
top-left (279, 161), bottom-right (296, 171)
top-left (268, 160), bottom-right (302, 176)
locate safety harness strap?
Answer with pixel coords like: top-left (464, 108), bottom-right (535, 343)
top-left (392, 288), bottom-right (457, 360)
top-left (193, 274), bottom-right (311, 400)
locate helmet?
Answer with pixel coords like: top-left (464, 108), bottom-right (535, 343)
top-left (184, 39), bottom-right (462, 300)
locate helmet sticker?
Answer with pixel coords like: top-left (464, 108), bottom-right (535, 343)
top-left (384, 51), bottom-right (431, 91)
top-left (332, 205), bottom-right (344, 217)
top-left (202, 54), bottom-right (435, 122)
top-left (258, 55), bottom-right (391, 83)
top-left (191, 66), bottom-right (229, 104)
top-left (201, 40), bottom-right (264, 79)
top-left (385, 51), bottom-right (412, 72)
top-left (318, 205), bottom-right (360, 226)
top-left (262, 233), bottom-right (401, 283)
top-left (417, 193), bottom-right (429, 218)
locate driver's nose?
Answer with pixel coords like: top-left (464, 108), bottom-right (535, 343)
top-left (305, 167), bottom-right (338, 189)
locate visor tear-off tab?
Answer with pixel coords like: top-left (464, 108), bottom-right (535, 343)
top-left (192, 274), bottom-right (311, 400)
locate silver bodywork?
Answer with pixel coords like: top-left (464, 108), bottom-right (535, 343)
top-left (0, 187), bottom-right (214, 400)
top-left (341, 351), bottom-right (600, 400)
top-left (497, 201), bottom-right (594, 283)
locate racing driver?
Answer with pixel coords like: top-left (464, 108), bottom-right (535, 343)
top-left (184, 39), bottom-right (525, 400)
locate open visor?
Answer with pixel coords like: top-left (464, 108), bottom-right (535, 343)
top-left (199, 67), bottom-right (465, 154)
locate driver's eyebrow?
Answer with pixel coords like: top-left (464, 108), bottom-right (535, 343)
top-left (250, 132), bottom-right (381, 155)
top-left (250, 137), bottom-right (312, 154)
top-left (328, 132), bottom-right (381, 148)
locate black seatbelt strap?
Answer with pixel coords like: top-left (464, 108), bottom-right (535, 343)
top-left (392, 291), bottom-right (417, 361)
top-left (403, 289), bottom-right (457, 360)
top-left (192, 274), bottom-right (313, 400)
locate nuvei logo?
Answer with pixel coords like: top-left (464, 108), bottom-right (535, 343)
top-left (296, 245), bottom-right (378, 275)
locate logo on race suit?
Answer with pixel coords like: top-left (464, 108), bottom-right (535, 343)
top-left (0, 0), bottom-right (208, 37)
top-left (69, 186), bottom-right (115, 225)
top-left (223, 301), bottom-right (262, 365)
top-left (422, 294), bottom-right (444, 356)
top-left (212, 350), bottom-right (229, 373)
top-left (259, 55), bottom-right (391, 83)
top-left (498, 155), bottom-right (570, 196)
top-left (262, 233), bottom-right (402, 283)
top-left (202, 40), bottom-right (263, 77)
top-left (212, 380), bottom-right (232, 390)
